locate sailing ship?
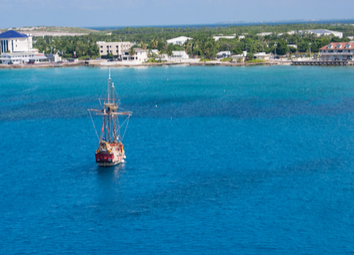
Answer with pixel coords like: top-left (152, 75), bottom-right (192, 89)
top-left (88, 72), bottom-right (132, 167)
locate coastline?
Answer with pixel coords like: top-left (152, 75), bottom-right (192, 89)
top-left (0, 60), bottom-right (292, 69)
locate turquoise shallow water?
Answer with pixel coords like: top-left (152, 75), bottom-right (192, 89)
top-left (1, 66), bottom-right (354, 254)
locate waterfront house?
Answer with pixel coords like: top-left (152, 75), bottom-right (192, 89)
top-left (170, 51), bottom-right (189, 61)
top-left (122, 48), bottom-right (148, 62)
top-left (232, 51), bottom-right (247, 63)
top-left (96, 41), bottom-right (132, 59)
top-left (0, 30), bottom-right (47, 64)
top-left (253, 52), bottom-right (270, 60)
top-left (45, 53), bottom-right (62, 63)
top-left (167, 36), bottom-right (192, 45)
top-left (319, 42), bottom-right (354, 61)
top-left (216, 51), bottom-right (231, 58)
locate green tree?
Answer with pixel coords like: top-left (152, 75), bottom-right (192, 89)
top-left (129, 47), bottom-right (136, 56)
top-left (276, 40), bottom-right (288, 55)
top-left (246, 53), bottom-right (254, 61)
top-left (288, 47), bottom-right (297, 53)
top-left (201, 39), bottom-right (218, 59)
top-left (150, 38), bottom-right (158, 49)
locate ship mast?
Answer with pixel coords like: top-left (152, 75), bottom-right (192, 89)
top-left (87, 70), bottom-right (132, 143)
top-left (108, 72), bottom-right (111, 142)
top-left (112, 82), bottom-right (116, 141)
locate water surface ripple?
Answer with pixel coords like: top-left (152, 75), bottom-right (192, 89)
top-left (0, 66), bottom-right (354, 254)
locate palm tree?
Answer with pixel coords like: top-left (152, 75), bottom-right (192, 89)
top-left (129, 48), bottom-right (136, 60)
top-left (150, 39), bottom-right (158, 49)
top-left (140, 41), bottom-right (146, 50)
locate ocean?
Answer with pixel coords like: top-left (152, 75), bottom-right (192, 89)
top-left (86, 19), bottom-right (354, 30)
top-left (0, 66), bottom-right (354, 254)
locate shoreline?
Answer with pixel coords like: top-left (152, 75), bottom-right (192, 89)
top-left (0, 60), bottom-right (292, 69)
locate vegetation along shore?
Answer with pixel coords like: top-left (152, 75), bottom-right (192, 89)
top-left (1, 22), bottom-right (353, 67)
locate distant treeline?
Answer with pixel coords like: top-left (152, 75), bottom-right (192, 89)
top-left (33, 23), bottom-right (354, 59)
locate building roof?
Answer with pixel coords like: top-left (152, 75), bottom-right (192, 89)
top-left (133, 48), bottom-right (147, 52)
top-left (309, 29), bottom-right (340, 34)
top-left (167, 36), bottom-right (193, 42)
top-left (0, 30), bottom-right (28, 39)
top-left (320, 42), bottom-right (354, 50)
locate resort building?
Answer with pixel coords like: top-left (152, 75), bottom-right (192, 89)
top-left (166, 36), bottom-right (192, 45)
top-left (0, 30), bottom-right (46, 64)
top-left (213, 35), bottom-right (236, 41)
top-left (319, 42), bottom-right (354, 61)
top-left (96, 41), bottom-right (132, 58)
top-left (171, 51), bottom-right (189, 60)
top-left (216, 51), bottom-right (231, 58)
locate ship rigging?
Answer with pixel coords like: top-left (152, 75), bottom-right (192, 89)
top-left (88, 71), bottom-right (132, 167)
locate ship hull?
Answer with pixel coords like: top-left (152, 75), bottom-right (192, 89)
top-left (95, 145), bottom-right (126, 168)
top-left (97, 160), bottom-right (124, 167)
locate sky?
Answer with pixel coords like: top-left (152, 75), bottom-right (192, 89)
top-left (2, 0), bottom-right (354, 28)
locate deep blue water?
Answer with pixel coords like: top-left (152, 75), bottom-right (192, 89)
top-left (1, 66), bottom-right (354, 254)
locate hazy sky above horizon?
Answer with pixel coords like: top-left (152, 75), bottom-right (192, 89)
top-left (2, 0), bottom-right (354, 28)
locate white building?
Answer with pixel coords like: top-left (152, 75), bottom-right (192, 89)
top-left (319, 42), bottom-right (354, 61)
top-left (239, 35), bottom-right (245, 40)
top-left (287, 44), bottom-right (297, 49)
top-left (308, 29), bottom-right (343, 38)
top-left (0, 30), bottom-right (47, 64)
top-left (253, 52), bottom-right (270, 60)
top-left (122, 48), bottom-right (148, 62)
top-left (166, 36), bottom-right (192, 45)
top-left (216, 51), bottom-right (231, 58)
top-left (170, 51), bottom-right (189, 61)
top-left (46, 53), bottom-right (62, 62)
top-left (150, 49), bottom-right (159, 55)
top-left (257, 32), bottom-right (273, 36)
top-left (213, 35), bottom-right (236, 41)
top-left (232, 51), bottom-right (247, 62)
top-left (96, 41), bottom-right (132, 58)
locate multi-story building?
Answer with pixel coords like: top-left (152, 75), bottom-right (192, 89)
top-left (122, 48), bottom-right (148, 62)
top-left (0, 30), bottom-right (46, 64)
top-left (96, 41), bottom-right (131, 58)
top-left (319, 42), bottom-right (354, 61)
